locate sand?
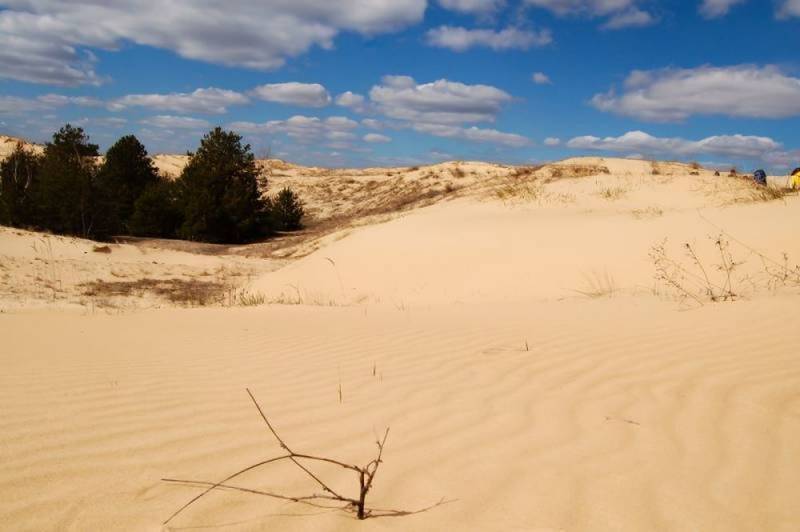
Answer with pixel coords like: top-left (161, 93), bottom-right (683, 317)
top-left (1, 151), bottom-right (799, 531)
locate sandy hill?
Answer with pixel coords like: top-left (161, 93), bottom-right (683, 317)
top-left (1, 136), bottom-right (800, 531)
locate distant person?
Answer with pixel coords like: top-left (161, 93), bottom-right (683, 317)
top-left (791, 167), bottom-right (800, 190)
top-left (753, 169), bottom-right (767, 186)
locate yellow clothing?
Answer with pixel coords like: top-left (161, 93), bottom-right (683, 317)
top-left (792, 172), bottom-right (800, 190)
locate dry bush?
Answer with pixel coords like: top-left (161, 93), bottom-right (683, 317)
top-left (650, 232), bottom-right (800, 306)
top-left (650, 161), bottom-right (661, 175)
top-left (162, 389), bottom-right (447, 525)
top-left (450, 166), bottom-right (466, 179)
top-left (80, 278), bottom-right (230, 306)
top-left (689, 161), bottom-right (702, 170)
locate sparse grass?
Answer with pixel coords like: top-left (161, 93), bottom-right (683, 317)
top-left (631, 206), bottom-right (664, 219)
top-left (231, 289), bottom-right (266, 306)
top-left (80, 278), bottom-right (231, 306)
top-left (451, 166), bottom-right (466, 178)
top-left (573, 270), bottom-right (617, 298)
top-left (746, 186), bottom-right (794, 203)
top-left (597, 185), bottom-right (627, 201)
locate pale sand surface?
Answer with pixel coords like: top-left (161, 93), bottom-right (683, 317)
top-left (1, 150), bottom-right (799, 531)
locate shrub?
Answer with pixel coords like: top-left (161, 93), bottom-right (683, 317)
top-left (271, 186), bottom-right (305, 231)
top-left (177, 127), bottom-right (271, 243)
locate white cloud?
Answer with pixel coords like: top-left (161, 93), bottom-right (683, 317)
top-left (532, 72), bottom-right (552, 85)
top-left (110, 88), bottom-right (248, 114)
top-left (544, 137), bottom-right (561, 146)
top-left (524, 0), bottom-right (656, 29)
top-left (426, 26), bottom-right (552, 51)
top-left (778, 0), bottom-right (800, 17)
top-left (369, 75), bottom-right (513, 125)
top-left (335, 91), bottom-right (368, 113)
top-left (437, 0), bottom-right (505, 13)
top-left (0, 1), bottom-right (427, 86)
top-left (361, 118), bottom-right (384, 129)
top-left (364, 133), bottom-right (391, 143)
top-left (413, 123), bottom-right (529, 147)
top-left (601, 8), bottom-right (656, 29)
top-left (566, 130), bottom-right (785, 161)
top-left (0, 93), bottom-right (102, 114)
top-left (592, 65), bottom-right (800, 121)
top-left (228, 115), bottom-right (358, 143)
top-left (140, 115), bottom-right (212, 129)
top-left (699, 0), bottom-right (747, 18)
top-left (251, 83), bottom-right (331, 108)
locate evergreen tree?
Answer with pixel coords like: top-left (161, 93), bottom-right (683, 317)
top-left (0, 143), bottom-right (42, 227)
top-left (177, 127), bottom-right (270, 243)
top-left (272, 186), bottom-right (305, 231)
top-left (96, 135), bottom-right (158, 232)
top-left (129, 178), bottom-right (183, 238)
top-left (36, 124), bottom-right (99, 237)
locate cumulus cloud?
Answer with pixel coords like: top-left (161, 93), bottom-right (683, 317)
top-left (363, 133), bottom-right (392, 143)
top-left (699, 0), bottom-right (747, 18)
top-left (413, 123), bottom-right (529, 147)
top-left (566, 130), bottom-right (784, 161)
top-left (228, 115), bottom-right (358, 143)
top-left (544, 137), bottom-right (561, 146)
top-left (532, 72), bottom-right (552, 85)
top-left (0, 1), bottom-right (427, 86)
top-left (426, 26), bottom-right (552, 51)
top-left (251, 83), bottom-right (331, 108)
top-left (140, 115), bottom-right (212, 129)
top-left (592, 65), bottom-right (800, 121)
top-left (335, 91), bottom-right (368, 113)
top-left (110, 88), bottom-right (248, 114)
top-left (524, 0), bottom-right (656, 29)
top-left (369, 75), bottom-right (513, 125)
top-left (366, 75), bottom-right (527, 146)
top-left (437, 0), bottom-right (505, 13)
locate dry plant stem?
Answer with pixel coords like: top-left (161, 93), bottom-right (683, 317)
top-left (162, 389), bottom-right (433, 525)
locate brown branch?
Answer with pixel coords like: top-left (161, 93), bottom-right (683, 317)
top-left (163, 390), bottom-right (446, 525)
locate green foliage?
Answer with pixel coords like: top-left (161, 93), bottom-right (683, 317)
top-left (0, 142), bottom-right (42, 226)
top-left (129, 179), bottom-right (184, 238)
top-left (96, 135), bottom-right (158, 232)
top-left (36, 124), bottom-right (100, 237)
top-left (177, 127), bottom-right (270, 243)
top-left (272, 186), bottom-right (305, 231)
top-left (0, 125), bottom-right (303, 245)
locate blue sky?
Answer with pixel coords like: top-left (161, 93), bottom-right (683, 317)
top-left (1, 0), bottom-right (799, 171)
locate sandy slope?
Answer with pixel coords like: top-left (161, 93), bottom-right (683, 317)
top-left (1, 155), bottom-right (800, 531)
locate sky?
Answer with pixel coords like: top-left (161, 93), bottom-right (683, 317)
top-left (1, 0), bottom-right (799, 171)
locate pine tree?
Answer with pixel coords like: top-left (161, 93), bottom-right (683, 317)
top-left (177, 127), bottom-right (270, 243)
top-left (36, 124), bottom-right (99, 237)
top-left (272, 186), bottom-right (305, 231)
top-left (96, 135), bottom-right (158, 233)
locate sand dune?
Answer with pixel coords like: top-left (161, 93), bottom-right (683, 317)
top-left (1, 153), bottom-right (799, 531)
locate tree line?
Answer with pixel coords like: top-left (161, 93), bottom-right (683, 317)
top-left (0, 125), bottom-right (304, 243)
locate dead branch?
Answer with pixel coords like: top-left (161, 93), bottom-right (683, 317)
top-left (162, 389), bottom-right (447, 525)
